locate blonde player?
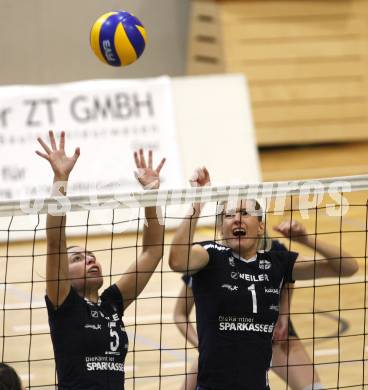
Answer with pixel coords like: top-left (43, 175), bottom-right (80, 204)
top-left (171, 167), bottom-right (357, 390)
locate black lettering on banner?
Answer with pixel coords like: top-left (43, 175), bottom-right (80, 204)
top-left (70, 92), bottom-right (155, 123)
top-left (25, 100), bottom-right (38, 126)
top-left (44, 98), bottom-right (57, 124)
top-left (71, 95), bottom-right (117, 122)
top-left (132, 92), bottom-right (154, 117)
top-left (70, 96), bottom-right (89, 122)
top-left (0, 108), bottom-right (11, 128)
top-left (93, 96), bottom-right (114, 119)
top-left (115, 93), bottom-right (132, 119)
top-left (2, 166), bottom-right (26, 181)
top-left (24, 98), bottom-right (58, 126)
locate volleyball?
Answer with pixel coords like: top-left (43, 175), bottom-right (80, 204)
top-left (90, 11), bottom-right (147, 67)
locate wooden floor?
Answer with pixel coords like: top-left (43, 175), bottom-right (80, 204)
top-left (1, 142), bottom-right (368, 389)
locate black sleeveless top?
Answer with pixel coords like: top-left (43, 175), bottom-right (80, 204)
top-left (191, 241), bottom-right (297, 390)
top-left (46, 285), bottom-right (128, 389)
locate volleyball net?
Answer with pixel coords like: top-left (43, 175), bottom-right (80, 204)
top-left (1, 175), bottom-right (368, 389)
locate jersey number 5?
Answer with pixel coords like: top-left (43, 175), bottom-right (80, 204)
top-left (247, 284), bottom-right (258, 314)
top-left (110, 323), bottom-right (120, 352)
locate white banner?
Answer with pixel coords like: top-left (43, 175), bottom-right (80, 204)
top-left (0, 77), bottom-right (183, 200)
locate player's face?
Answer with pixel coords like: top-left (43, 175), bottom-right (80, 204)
top-left (221, 199), bottom-right (264, 256)
top-left (67, 246), bottom-right (103, 292)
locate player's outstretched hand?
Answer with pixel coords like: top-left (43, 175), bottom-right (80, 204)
top-left (134, 149), bottom-right (166, 190)
top-left (189, 167), bottom-right (211, 188)
top-left (36, 130), bottom-right (80, 180)
top-left (274, 220), bottom-right (309, 245)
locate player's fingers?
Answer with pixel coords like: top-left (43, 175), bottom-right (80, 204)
top-left (133, 151), bottom-right (140, 168)
top-left (37, 137), bottom-right (51, 154)
top-left (281, 220), bottom-right (290, 229)
top-left (59, 131), bottom-right (65, 150)
top-left (35, 150), bottom-right (50, 161)
top-left (290, 221), bottom-right (303, 236)
top-left (290, 220), bottom-right (299, 229)
top-left (155, 158), bottom-right (166, 173)
top-left (139, 149), bottom-right (147, 168)
top-left (277, 221), bottom-right (287, 232)
top-left (199, 168), bottom-right (206, 181)
top-left (189, 168), bottom-right (200, 186)
top-left (49, 130), bottom-right (57, 151)
top-left (285, 224), bottom-right (292, 236)
top-left (203, 166), bottom-right (210, 181)
top-left (279, 224), bottom-right (290, 236)
top-left (72, 147), bottom-right (80, 163)
top-left (148, 150), bottom-right (153, 169)
top-left (284, 220), bottom-right (292, 230)
top-left (273, 224), bottom-right (282, 233)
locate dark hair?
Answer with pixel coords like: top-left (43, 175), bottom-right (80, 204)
top-left (0, 363), bottom-right (22, 390)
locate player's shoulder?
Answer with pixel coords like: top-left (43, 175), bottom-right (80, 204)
top-left (101, 284), bottom-right (124, 317)
top-left (193, 241), bottom-right (231, 271)
top-left (262, 249), bottom-right (298, 265)
top-left (45, 287), bottom-right (86, 320)
top-left (270, 240), bottom-right (288, 252)
top-left (101, 284), bottom-right (123, 305)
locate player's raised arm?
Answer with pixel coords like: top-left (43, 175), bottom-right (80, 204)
top-left (115, 149), bottom-right (166, 310)
top-left (168, 168), bottom-right (210, 275)
top-left (274, 220), bottom-right (358, 280)
top-left (36, 130), bottom-right (80, 307)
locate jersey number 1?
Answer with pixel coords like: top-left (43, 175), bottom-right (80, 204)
top-left (247, 284), bottom-right (258, 313)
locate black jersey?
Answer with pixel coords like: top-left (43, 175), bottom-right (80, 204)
top-left (45, 285), bottom-right (128, 390)
top-left (183, 241), bottom-right (298, 341)
top-left (269, 240), bottom-right (287, 252)
top-left (183, 241), bottom-right (288, 289)
top-left (191, 241), bottom-right (297, 390)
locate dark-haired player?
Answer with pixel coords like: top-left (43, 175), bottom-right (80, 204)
top-left (36, 131), bottom-right (165, 390)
